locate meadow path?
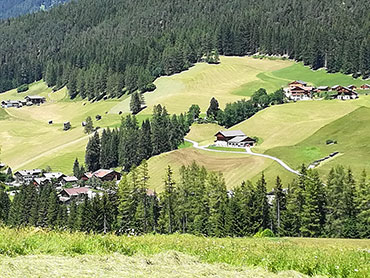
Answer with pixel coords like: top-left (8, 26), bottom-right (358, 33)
top-left (184, 138), bottom-right (301, 176)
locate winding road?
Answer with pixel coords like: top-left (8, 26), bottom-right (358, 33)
top-left (184, 138), bottom-right (301, 176)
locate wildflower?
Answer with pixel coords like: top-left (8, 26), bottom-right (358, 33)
top-left (354, 269), bottom-right (358, 272)
top-left (314, 256), bottom-right (318, 259)
top-left (335, 266), bottom-right (339, 269)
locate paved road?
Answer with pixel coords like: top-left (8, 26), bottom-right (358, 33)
top-left (184, 138), bottom-right (301, 176)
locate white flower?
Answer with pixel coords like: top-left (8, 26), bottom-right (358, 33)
top-left (335, 266), bottom-right (339, 269)
top-left (354, 269), bottom-right (358, 272)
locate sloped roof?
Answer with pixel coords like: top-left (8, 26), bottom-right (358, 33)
top-left (216, 130), bottom-right (245, 137)
top-left (26, 95), bottom-right (45, 100)
top-left (317, 86), bottom-right (329, 90)
top-left (228, 136), bottom-right (256, 143)
top-left (63, 176), bottom-right (78, 182)
top-left (63, 187), bottom-right (89, 196)
top-left (43, 172), bottom-right (65, 179)
top-left (290, 80), bottom-right (307, 85)
top-left (15, 169), bottom-right (42, 176)
top-left (93, 169), bottom-right (114, 178)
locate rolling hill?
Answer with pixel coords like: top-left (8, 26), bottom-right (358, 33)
top-left (0, 57), bottom-right (369, 189)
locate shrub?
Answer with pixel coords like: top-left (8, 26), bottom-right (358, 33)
top-left (253, 228), bottom-right (275, 238)
top-left (17, 84), bottom-right (29, 93)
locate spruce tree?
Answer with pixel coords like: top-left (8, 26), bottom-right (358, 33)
top-left (0, 189), bottom-right (11, 224)
top-left (273, 176), bottom-right (286, 234)
top-left (206, 97), bottom-right (220, 120)
top-left (84, 116), bottom-right (94, 134)
top-left (356, 170), bottom-right (370, 238)
top-left (130, 92), bottom-right (142, 115)
top-left (73, 158), bottom-right (80, 178)
top-left (300, 170), bottom-right (326, 237)
top-left (85, 132), bottom-right (101, 172)
top-left (47, 191), bottom-right (59, 228)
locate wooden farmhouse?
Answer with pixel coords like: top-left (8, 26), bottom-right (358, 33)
top-left (81, 169), bottom-right (121, 182)
top-left (25, 95), bottom-right (46, 105)
top-left (360, 84), bottom-right (370, 90)
top-left (333, 87), bottom-right (359, 100)
top-left (59, 187), bottom-right (90, 204)
top-left (215, 130), bottom-right (256, 148)
top-left (288, 80), bottom-right (307, 89)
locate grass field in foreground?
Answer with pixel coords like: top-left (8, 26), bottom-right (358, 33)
top-left (0, 227), bottom-right (368, 278)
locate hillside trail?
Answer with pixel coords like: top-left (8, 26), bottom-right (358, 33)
top-left (184, 138), bottom-right (301, 176)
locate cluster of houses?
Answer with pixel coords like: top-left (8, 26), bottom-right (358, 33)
top-left (284, 81), bottom-right (370, 101)
top-left (1, 95), bottom-right (46, 108)
top-left (214, 130), bottom-right (256, 148)
top-left (13, 168), bottom-right (122, 204)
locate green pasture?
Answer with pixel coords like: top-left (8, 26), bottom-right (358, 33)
top-left (0, 227), bottom-right (368, 278)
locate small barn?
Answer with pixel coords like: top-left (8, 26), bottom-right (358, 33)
top-left (64, 122), bottom-right (71, 131)
top-left (25, 95), bottom-right (46, 105)
top-left (215, 130), bottom-right (256, 148)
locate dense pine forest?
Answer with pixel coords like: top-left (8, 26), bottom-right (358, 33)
top-left (0, 0), bottom-right (369, 97)
top-left (0, 0), bottom-right (69, 20)
top-left (1, 163), bottom-right (369, 238)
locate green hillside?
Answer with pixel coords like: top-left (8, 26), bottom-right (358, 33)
top-left (0, 227), bottom-right (368, 278)
top-left (233, 62), bottom-right (367, 97)
top-left (266, 106), bottom-right (370, 178)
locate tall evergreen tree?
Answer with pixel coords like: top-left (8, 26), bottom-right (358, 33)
top-left (85, 132), bottom-right (101, 172)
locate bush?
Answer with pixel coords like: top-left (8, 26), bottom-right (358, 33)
top-left (253, 228), bottom-right (275, 238)
top-left (17, 84), bottom-right (29, 93)
top-left (145, 83), bottom-right (156, 92)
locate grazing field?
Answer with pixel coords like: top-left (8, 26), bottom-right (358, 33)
top-left (110, 56), bottom-right (292, 114)
top-left (146, 148), bottom-right (275, 191)
top-left (0, 227), bottom-right (369, 278)
top-left (266, 106), bottom-right (370, 178)
top-left (233, 61), bottom-right (366, 97)
top-left (0, 57), bottom-right (368, 183)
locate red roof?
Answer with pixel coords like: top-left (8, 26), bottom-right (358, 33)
top-left (63, 187), bottom-right (89, 196)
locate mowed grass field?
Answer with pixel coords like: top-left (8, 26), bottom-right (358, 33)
top-left (0, 82), bottom-right (125, 173)
top-left (0, 227), bottom-right (369, 278)
top-left (0, 57), bottom-right (368, 185)
top-left (110, 56), bottom-right (292, 114)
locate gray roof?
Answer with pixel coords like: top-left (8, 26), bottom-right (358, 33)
top-left (332, 85), bottom-right (340, 89)
top-left (15, 169), bottom-right (42, 176)
top-left (26, 95), bottom-right (45, 100)
top-left (217, 130), bottom-right (245, 137)
top-left (296, 80), bottom-right (307, 85)
top-left (228, 136), bottom-right (256, 143)
top-left (43, 172), bottom-right (65, 179)
top-left (317, 86), bottom-right (328, 90)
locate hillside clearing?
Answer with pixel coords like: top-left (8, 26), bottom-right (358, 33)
top-left (110, 56), bottom-right (292, 115)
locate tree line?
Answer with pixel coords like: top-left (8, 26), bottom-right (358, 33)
top-left (84, 104), bottom-right (190, 173)
top-left (0, 0), bottom-right (368, 96)
top-left (0, 162), bottom-right (368, 238)
top-left (204, 88), bottom-right (286, 128)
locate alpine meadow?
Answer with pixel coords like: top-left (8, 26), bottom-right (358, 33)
top-left (0, 0), bottom-right (369, 278)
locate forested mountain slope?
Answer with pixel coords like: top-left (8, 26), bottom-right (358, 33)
top-left (0, 0), bottom-right (69, 20)
top-left (0, 0), bottom-right (369, 99)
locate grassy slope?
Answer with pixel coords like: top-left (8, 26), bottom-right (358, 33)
top-left (0, 82), bottom-right (124, 173)
top-left (0, 227), bottom-right (368, 278)
top-left (233, 61), bottom-right (368, 97)
top-left (147, 148), bottom-right (274, 191)
top-left (266, 106), bottom-right (370, 178)
top-left (110, 56), bottom-right (292, 114)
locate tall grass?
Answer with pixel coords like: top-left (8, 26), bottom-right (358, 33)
top-left (0, 227), bottom-right (368, 277)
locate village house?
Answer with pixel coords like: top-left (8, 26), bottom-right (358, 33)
top-left (285, 80), bottom-right (314, 101)
top-left (347, 85), bottom-right (357, 90)
top-left (1, 100), bottom-right (22, 108)
top-left (25, 95), bottom-right (46, 105)
top-left (215, 130), bottom-right (256, 148)
top-left (81, 169), bottom-right (122, 182)
top-left (61, 176), bottom-right (79, 186)
top-left (316, 86), bottom-right (329, 92)
top-left (360, 84), bottom-right (370, 90)
top-left (333, 87), bottom-right (359, 100)
top-left (59, 187), bottom-right (90, 204)
top-left (14, 169), bottom-right (42, 184)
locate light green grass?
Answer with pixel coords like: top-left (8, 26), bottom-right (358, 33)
top-left (232, 62), bottom-right (367, 97)
top-left (266, 106), bottom-right (370, 179)
top-left (110, 56), bottom-right (292, 115)
top-left (0, 227), bottom-right (368, 278)
top-left (178, 141), bottom-right (192, 149)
